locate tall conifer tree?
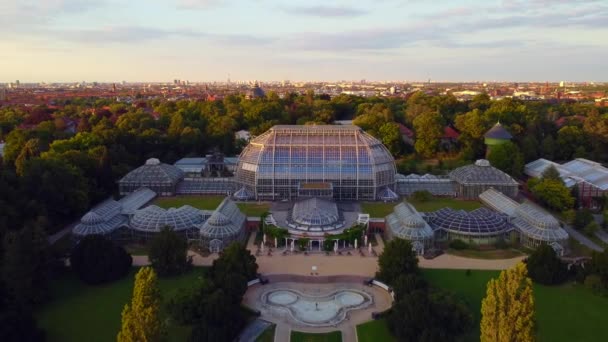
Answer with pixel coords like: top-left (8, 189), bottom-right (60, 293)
top-left (481, 262), bottom-right (535, 342)
top-left (117, 267), bottom-right (165, 342)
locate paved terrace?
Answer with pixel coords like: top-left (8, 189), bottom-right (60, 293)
top-left (132, 232), bottom-right (525, 273)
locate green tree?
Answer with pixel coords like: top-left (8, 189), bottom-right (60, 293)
top-left (70, 235), bottom-right (132, 285)
top-left (1, 221), bottom-right (51, 308)
top-left (117, 267), bottom-right (165, 342)
top-left (528, 178), bottom-right (574, 211)
top-left (148, 226), bottom-right (190, 277)
top-left (541, 165), bottom-right (561, 182)
top-left (556, 126), bottom-right (588, 160)
top-left (376, 238), bottom-right (419, 285)
top-left (525, 244), bottom-right (568, 285)
top-left (379, 122), bottom-right (402, 156)
top-left (487, 141), bottom-right (524, 177)
top-left (209, 242), bottom-right (258, 301)
top-left (541, 135), bottom-right (555, 160)
top-left (521, 135), bottom-right (539, 162)
top-left (14, 138), bottom-right (41, 176)
top-left (21, 157), bottom-right (89, 222)
top-left (481, 262), bottom-right (535, 342)
top-left (413, 111), bottom-right (443, 158)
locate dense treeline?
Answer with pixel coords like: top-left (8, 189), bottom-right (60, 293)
top-left (0, 91), bottom-right (607, 341)
top-left (1, 92), bottom-right (606, 235)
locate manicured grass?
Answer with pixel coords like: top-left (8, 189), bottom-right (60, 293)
top-left (422, 269), bottom-right (608, 342)
top-left (409, 198), bottom-right (482, 212)
top-left (155, 195), bottom-right (226, 210)
top-left (37, 268), bottom-right (206, 342)
top-left (360, 202), bottom-right (397, 218)
top-left (361, 198), bottom-right (482, 218)
top-left (255, 324), bottom-right (276, 342)
top-left (356, 319), bottom-right (395, 342)
top-left (237, 202), bottom-right (271, 217)
top-left (446, 248), bottom-right (525, 259)
top-left (290, 330), bottom-right (342, 342)
top-left (154, 195), bottom-right (270, 217)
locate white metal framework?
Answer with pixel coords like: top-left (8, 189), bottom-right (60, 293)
top-left (385, 202), bottom-right (434, 248)
top-left (235, 125), bottom-right (396, 201)
top-left (449, 159), bottom-right (518, 199)
top-left (199, 198), bottom-right (247, 251)
top-left (119, 158), bottom-right (184, 196)
top-left (479, 188), bottom-right (569, 249)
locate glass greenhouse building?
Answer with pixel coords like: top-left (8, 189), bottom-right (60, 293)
top-left (449, 159), bottom-right (518, 199)
top-left (119, 158), bottom-right (185, 196)
top-left (426, 207), bottom-right (512, 245)
top-left (385, 202), bottom-right (434, 254)
top-left (199, 198), bottom-right (247, 252)
top-left (235, 125), bottom-right (396, 201)
top-left (479, 188), bottom-right (569, 253)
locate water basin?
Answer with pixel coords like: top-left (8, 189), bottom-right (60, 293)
top-left (263, 289), bottom-right (372, 326)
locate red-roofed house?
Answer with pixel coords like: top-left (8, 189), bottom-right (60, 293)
top-left (397, 123), bottom-right (414, 146)
top-left (555, 115), bottom-right (585, 128)
top-left (440, 126), bottom-right (460, 151)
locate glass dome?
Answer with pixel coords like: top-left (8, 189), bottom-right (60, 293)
top-left (291, 198), bottom-right (339, 227)
top-left (513, 203), bottom-right (569, 242)
top-left (235, 125), bottom-right (396, 201)
top-left (199, 198), bottom-right (246, 240)
top-left (130, 205), bottom-right (205, 232)
top-left (426, 207), bottom-right (509, 236)
top-left (385, 202), bottom-right (434, 241)
top-left (73, 199), bottom-right (127, 237)
top-left (449, 159), bottom-right (518, 185)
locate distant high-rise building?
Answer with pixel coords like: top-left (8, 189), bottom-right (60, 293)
top-left (0, 88), bottom-right (6, 101)
top-left (559, 81), bottom-right (565, 87)
top-left (15, 80), bottom-right (20, 86)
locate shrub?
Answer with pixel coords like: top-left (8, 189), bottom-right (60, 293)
top-left (584, 221), bottom-right (600, 236)
top-left (494, 238), bottom-right (509, 250)
top-left (561, 209), bottom-right (576, 225)
top-left (411, 190), bottom-right (432, 202)
top-left (584, 274), bottom-right (604, 294)
top-left (70, 235), bottom-right (132, 285)
top-left (449, 239), bottom-right (469, 250)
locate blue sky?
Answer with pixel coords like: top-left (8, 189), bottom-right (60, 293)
top-left (1, 0), bottom-right (607, 82)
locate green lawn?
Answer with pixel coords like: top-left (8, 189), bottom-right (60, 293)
top-left (361, 198), bottom-right (482, 218)
top-left (446, 248), bottom-right (526, 259)
top-left (290, 331), bottom-right (342, 342)
top-left (155, 195), bottom-right (226, 210)
top-left (154, 196), bottom-right (269, 217)
top-left (37, 268), bottom-right (206, 342)
top-left (422, 269), bottom-right (608, 342)
top-left (255, 324), bottom-right (276, 342)
top-left (356, 319), bottom-right (395, 342)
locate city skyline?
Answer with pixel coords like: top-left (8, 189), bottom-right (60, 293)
top-left (1, 0), bottom-right (607, 82)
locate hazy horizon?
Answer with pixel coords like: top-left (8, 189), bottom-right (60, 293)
top-left (1, 0), bottom-right (607, 83)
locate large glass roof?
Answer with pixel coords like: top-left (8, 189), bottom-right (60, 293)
top-left (130, 205), bottom-right (208, 232)
top-left (199, 198), bottom-right (246, 239)
top-left (291, 197), bottom-right (339, 227)
top-left (449, 159), bottom-right (518, 185)
top-left (426, 207), bottom-right (510, 236)
top-left (119, 158), bottom-right (184, 185)
top-left (478, 189), bottom-right (569, 242)
top-left (73, 199), bottom-right (128, 236)
top-left (119, 187), bottom-right (157, 215)
top-left (385, 202), bottom-right (434, 240)
top-left (236, 125), bottom-right (395, 181)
